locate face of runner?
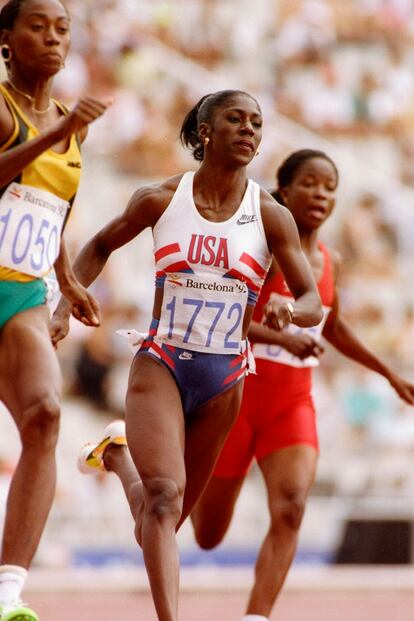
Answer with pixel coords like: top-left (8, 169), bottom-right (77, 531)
top-left (203, 93), bottom-right (263, 167)
top-left (5, 0), bottom-right (70, 77)
top-left (281, 157), bottom-right (338, 232)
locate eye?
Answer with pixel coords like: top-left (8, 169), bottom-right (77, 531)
top-left (252, 121), bottom-right (262, 128)
top-left (228, 116), bottom-right (240, 123)
top-left (30, 23), bottom-right (44, 31)
top-left (57, 21), bottom-right (70, 34)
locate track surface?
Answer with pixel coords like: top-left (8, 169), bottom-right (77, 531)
top-left (26, 591), bottom-right (413, 621)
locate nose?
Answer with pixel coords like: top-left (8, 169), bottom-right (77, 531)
top-left (240, 121), bottom-right (254, 136)
top-left (44, 27), bottom-right (60, 45)
top-left (314, 183), bottom-right (329, 198)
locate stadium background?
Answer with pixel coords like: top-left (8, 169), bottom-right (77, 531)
top-left (0, 0), bottom-right (414, 619)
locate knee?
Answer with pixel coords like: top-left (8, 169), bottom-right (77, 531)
top-left (20, 393), bottom-right (60, 450)
top-left (143, 477), bottom-right (184, 525)
top-left (127, 480), bottom-right (142, 509)
top-left (270, 489), bottom-right (307, 533)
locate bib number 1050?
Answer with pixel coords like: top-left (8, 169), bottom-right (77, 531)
top-left (0, 209), bottom-right (59, 273)
top-left (166, 296), bottom-right (243, 349)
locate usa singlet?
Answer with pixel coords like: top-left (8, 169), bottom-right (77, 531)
top-left (133, 172), bottom-right (272, 416)
top-left (153, 171), bottom-right (272, 355)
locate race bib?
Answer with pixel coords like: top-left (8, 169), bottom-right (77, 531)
top-left (157, 273), bottom-right (248, 354)
top-left (0, 182), bottom-right (69, 277)
top-left (253, 304), bottom-right (331, 368)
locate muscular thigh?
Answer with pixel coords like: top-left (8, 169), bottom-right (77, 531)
top-left (180, 379), bottom-right (244, 521)
top-left (259, 444), bottom-right (318, 506)
top-left (212, 391), bottom-right (255, 478)
top-left (125, 353), bottom-right (186, 486)
top-left (0, 306), bottom-right (61, 421)
top-left (126, 349), bottom-right (245, 521)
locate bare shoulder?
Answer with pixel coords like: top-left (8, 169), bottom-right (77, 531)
top-left (128, 173), bottom-right (183, 209)
top-left (0, 85), bottom-right (16, 146)
top-left (259, 186), bottom-right (296, 233)
top-left (125, 173), bottom-right (185, 227)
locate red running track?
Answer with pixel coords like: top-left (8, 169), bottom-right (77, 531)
top-left (26, 591), bottom-right (414, 621)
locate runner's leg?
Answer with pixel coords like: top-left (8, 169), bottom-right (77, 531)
top-left (245, 445), bottom-right (317, 617)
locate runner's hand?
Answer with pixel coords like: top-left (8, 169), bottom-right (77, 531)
top-left (388, 373), bottom-right (414, 405)
top-left (57, 95), bottom-right (113, 136)
top-left (59, 280), bottom-right (100, 328)
top-left (262, 292), bottom-right (293, 331)
top-left (282, 333), bottom-right (324, 360)
top-left (49, 312), bottom-right (70, 348)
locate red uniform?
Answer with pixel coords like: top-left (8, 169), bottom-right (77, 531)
top-left (213, 243), bottom-right (335, 478)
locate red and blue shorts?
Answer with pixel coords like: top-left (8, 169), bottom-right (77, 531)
top-left (213, 358), bottom-right (318, 478)
top-left (136, 319), bottom-right (250, 418)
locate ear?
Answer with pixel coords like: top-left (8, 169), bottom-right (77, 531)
top-left (279, 186), bottom-right (289, 205)
top-left (0, 32), bottom-right (9, 47)
top-left (198, 121), bottom-right (211, 143)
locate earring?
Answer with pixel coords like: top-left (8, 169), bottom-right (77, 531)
top-left (60, 60), bottom-right (65, 69)
top-left (255, 150), bottom-right (260, 156)
top-left (204, 137), bottom-right (210, 145)
top-left (1, 45), bottom-right (12, 62)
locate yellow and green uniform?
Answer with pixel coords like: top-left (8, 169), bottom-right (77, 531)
top-left (0, 84), bottom-right (82, 328)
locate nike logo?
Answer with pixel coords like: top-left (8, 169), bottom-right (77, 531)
top-left (237, 215), bottom-right (258, 225)
top-left (179, 351), bottom-right (194, 360)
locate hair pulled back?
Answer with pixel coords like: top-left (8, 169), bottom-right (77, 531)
top-left (180, 89), bottom-right (259, 161)
top-left (0, 0), bottom-right (28, 31)
top-left (272, 149), bottom-right (338, 205)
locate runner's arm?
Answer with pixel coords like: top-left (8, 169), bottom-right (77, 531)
top-left (52, 184), bottom-right (166, 321)
top-left (0, 94), bottom-right (111, 188)
top-left (53, 237), bottom-right (100, 327)
top-left (323, 256), bottom-right (414, 405)
top-left (261, 191), bottom-right (322, 328)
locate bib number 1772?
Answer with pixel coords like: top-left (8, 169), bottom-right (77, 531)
top-left (165, 295), bottom-right (243, 349)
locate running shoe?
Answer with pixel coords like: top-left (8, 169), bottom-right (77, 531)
top-left (77, 419), bottom-right (127, 474)
top-left (0, 601), bottom-right (39, 620)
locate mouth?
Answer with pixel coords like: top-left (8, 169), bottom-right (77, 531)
top-left (42, 53), bottom-right (62, 62)
top-left (234, 140), bottom-right (254, 152)
top-left (306, 206), bottom-right (327, 221)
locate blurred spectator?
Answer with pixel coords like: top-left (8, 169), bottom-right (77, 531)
top-left (338, 192), bottom-right (398, 276)
top-left (275, 0), bottom-right (336, 66)
top-left (340, 368), bottom-right (397, 451)
top-left (70, 303), bottom-right (141, 414)
top-left (297, 60), bottom-right (355, 132)
top-left (395, 305), bottom-right (414, 368)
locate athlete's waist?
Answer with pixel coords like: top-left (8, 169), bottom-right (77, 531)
top-left (118, 320), bottom-right (252, 360)
top-left (0, 266), bottom-right (37, 282)
top-left (154, 333), bottom-right (249, 355)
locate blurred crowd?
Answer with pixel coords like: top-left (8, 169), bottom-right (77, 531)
top-left (48, 0), bottom-right (414, 184)
top-left (0, 0), bottom-right (414, 563)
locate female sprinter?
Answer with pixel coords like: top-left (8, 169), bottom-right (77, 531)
top-left (51, 93), bottom-right (323, 621)
top-left (191, 149), bottom-right (414, 621)
top-left (0, 0), bottom-right (111, 619)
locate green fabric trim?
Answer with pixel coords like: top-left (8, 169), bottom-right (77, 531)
top-left (0, 278), bottom-right (47, 328)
